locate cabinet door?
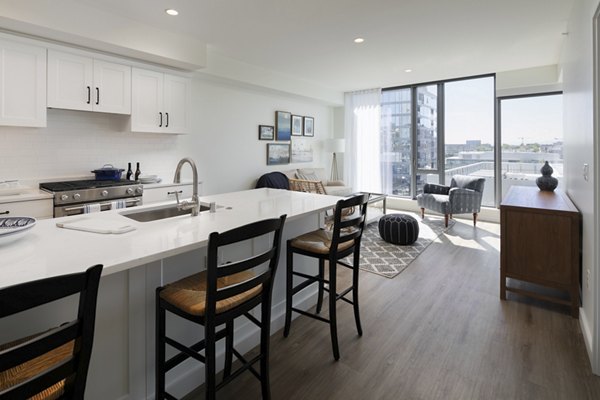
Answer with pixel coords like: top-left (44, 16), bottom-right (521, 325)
top-left (163, 74), bottom-right (191, 134)
top-left (131, 68), bottom-right (163, 133)
top-left (93, 60), bottom-right (131, 115)
top-left (0, 39), bottom-right (46, 127)
top-left (47, 50), bottom-right (93, 111)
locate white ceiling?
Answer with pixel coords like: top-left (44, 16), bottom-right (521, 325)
top-left (80, 0), bottom-right (574, 92)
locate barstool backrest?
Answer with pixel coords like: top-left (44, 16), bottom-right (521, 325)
top-left (0, 264), bottom-right (103, 399)
top-left (205, 215), bottom-right (287, 322)
top-left (330, 193), bottom-right (370, 253)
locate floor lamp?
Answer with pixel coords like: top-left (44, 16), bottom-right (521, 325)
top-left (324, 138), bottom-right (345, 181)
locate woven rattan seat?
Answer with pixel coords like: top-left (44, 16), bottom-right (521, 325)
top-left (159, 270), bottom-right (262, 316)
top-left (290, 229), bottom-right (355, 255)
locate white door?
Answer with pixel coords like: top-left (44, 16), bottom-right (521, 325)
top-left (47, 50), bottom-right (93, 111)
top-left (131, 68), bottom-right (163, 133)
top-left (163, 74), bottom-right (191, 134)
top-left (93, 60), bottom-right (131, 115)
top-left (0, 39), bottom-right (46, 127)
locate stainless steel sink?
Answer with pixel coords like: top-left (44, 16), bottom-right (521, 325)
top-left (121, 203), bottom-right (210, 222)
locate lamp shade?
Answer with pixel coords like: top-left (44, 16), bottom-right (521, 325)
top-left (324, 138), bottom-right (345, 153)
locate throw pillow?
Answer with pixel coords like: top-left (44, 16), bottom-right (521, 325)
top-left (296, 171), bottom-right (320, 181)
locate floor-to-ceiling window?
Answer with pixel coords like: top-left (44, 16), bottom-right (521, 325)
top-left (380, 75), bottom-right (496, 204)
top-left (444, 77), bottom-right (495, 205)
top-left (498, 93), bottom-right (563, 200)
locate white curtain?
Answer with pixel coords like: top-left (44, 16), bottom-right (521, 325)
top-left (344, 89), bottom-right (382, 193)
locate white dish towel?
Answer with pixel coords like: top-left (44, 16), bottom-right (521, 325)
top-left (83, 203), bottom-right (102, 213)
top-left (111, 200), bottom-right (127, 209)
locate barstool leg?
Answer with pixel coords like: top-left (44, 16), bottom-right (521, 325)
top-left (316, 258), bottom-right (325, 314)
top-left (205, 324), bottom-right (217, 400)
top-left (223, 321), bottom-right (234, 378)
top-left (155, 293), bottom-right (166, 400)
top-left (352, 251), bottom-right (363, 336)
top-left (328, 260), bottom-right (340, 361)
top-left (260, 297), bottom-right (272, 400)
top-left (283, 241), bottom-right (293, 337)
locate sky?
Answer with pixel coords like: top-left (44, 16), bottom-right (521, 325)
top-left (443, 77), bottom-right (562, 146)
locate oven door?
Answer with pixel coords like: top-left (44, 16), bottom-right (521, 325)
top-left (54, 197), bottom-right (143, 217)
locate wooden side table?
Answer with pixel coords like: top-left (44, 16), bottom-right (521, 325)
top-left (500, 186), bottom-right (581, 317)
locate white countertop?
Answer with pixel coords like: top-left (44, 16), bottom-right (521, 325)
top-left (0, 188), bottom-right (53, 204)
top-left (0, 188), bottom-right (339, 289)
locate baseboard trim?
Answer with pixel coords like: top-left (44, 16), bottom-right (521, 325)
top-left (580, 308), bottom-right (595, 370)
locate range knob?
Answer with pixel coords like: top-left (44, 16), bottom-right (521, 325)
top-left (101, 190), bottom-right (109, 197)
top-left (60, 194), bottom-right (69, 201)
top-left (73, 193), bottom-right (81, 200)
top-left (126, 188), bottom-right (134, 195)
top-left (136, 187), bottom-right (143, 194)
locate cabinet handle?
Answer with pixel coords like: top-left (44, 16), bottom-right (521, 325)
top-left (165, 112), bottom-right (169, 128)
top-left (86, 86), bottom-right (91, 104)
top-left (96, 87), bottom-right (100, 105)
top-left (159, 112), bottom-right (163, 127)
top-left (0, 211), bottom-right (9, 215)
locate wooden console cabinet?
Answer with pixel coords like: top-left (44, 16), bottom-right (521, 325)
top-left (500, 186), bottom-right (581, 317)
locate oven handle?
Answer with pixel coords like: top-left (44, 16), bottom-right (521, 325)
top-left (63, 198), bottom-right (142, 213)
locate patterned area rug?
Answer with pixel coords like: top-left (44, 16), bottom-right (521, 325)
top-left (345, 214), bottom-right (453, 278)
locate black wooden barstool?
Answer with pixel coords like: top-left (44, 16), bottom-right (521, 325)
top-left (0, 264), bottom-right (103, 399)
top-left (283, 193), bottom-right (369, 360)
top-left (156, 215), bottom-right (286, 400)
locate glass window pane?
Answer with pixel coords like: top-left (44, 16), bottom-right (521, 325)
top-left (381, 88), bottom-right (412, 196)
top-left (500, 94), bottom-right (563, 199)
top-left (416, 85), bottom-right (437, 170)
top-left (444, 77), bottom-right (495, 206)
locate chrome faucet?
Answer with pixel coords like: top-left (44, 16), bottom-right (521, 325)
top-left (173, 157), bottom-right (200, 216)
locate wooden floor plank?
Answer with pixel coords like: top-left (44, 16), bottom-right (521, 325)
top-left (185, 218), bottom-right (600, 399)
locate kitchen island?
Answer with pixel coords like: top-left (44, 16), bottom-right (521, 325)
top-left (0, 188), bottom-right (340, 399)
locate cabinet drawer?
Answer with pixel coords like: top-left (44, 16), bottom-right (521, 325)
top-left (0, 199), bottom-right (53, 219)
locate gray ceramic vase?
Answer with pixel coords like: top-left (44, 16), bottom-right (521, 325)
top-left (536, 161), bottom-right (558, 191)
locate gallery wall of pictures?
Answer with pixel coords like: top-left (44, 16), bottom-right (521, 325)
top-left (260, 110), bottom-right (315, 165)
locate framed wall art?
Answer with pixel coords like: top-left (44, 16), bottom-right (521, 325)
top-left (291, 139), bottom-right (314, 163)
top-left (291, 115), bottom-right (303, 136)
top-left (258, 125), bottom-right (274, 140)
top-left (267, 143), bottom-right (290, 165)
top-left (276, 111), bottom-right (291, 141)
top-left (303, 116), bottom-right (314, 136)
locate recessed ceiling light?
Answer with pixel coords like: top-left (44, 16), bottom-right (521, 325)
top-left (354, 37), bottom-right (365, 44)
top-left (404, 69), bottom-right (413, 73)
top-left (165, 9), bottom-right (179, 16)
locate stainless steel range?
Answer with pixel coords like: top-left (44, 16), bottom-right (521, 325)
top-left (40, 179), bottom-right (143, 217)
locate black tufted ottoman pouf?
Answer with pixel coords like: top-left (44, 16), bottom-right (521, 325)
top-left (378, 214), bottom-right (420, 245)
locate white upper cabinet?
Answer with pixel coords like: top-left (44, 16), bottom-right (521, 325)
top-left (131, 67), bottom-right (191, 134)
top-left (0, 39), bottom-right (46, 127)
top-left (47, 50), bottom-right (131, 115)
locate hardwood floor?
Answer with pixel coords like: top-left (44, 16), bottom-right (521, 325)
top-left (187, 218), bottom-right (600, 399)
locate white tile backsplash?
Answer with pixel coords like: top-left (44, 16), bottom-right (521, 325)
top-left (0, 109), bottom-right (189, 183)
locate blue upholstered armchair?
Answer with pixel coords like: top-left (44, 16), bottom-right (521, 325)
top-left (416, 175), bottom-right (485, 227)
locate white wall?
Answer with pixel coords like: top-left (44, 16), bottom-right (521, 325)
top-left (191, 74), bottom-right (333, 195)
top-left (561, 0), bottom-right (599, 369)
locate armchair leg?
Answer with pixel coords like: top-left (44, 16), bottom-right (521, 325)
top-left (444, 214), bottom-right (448, 228)
top-left (420, 208), bottom-right (425, 219)
top-left (473, 213), bottom-right (478, 226)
